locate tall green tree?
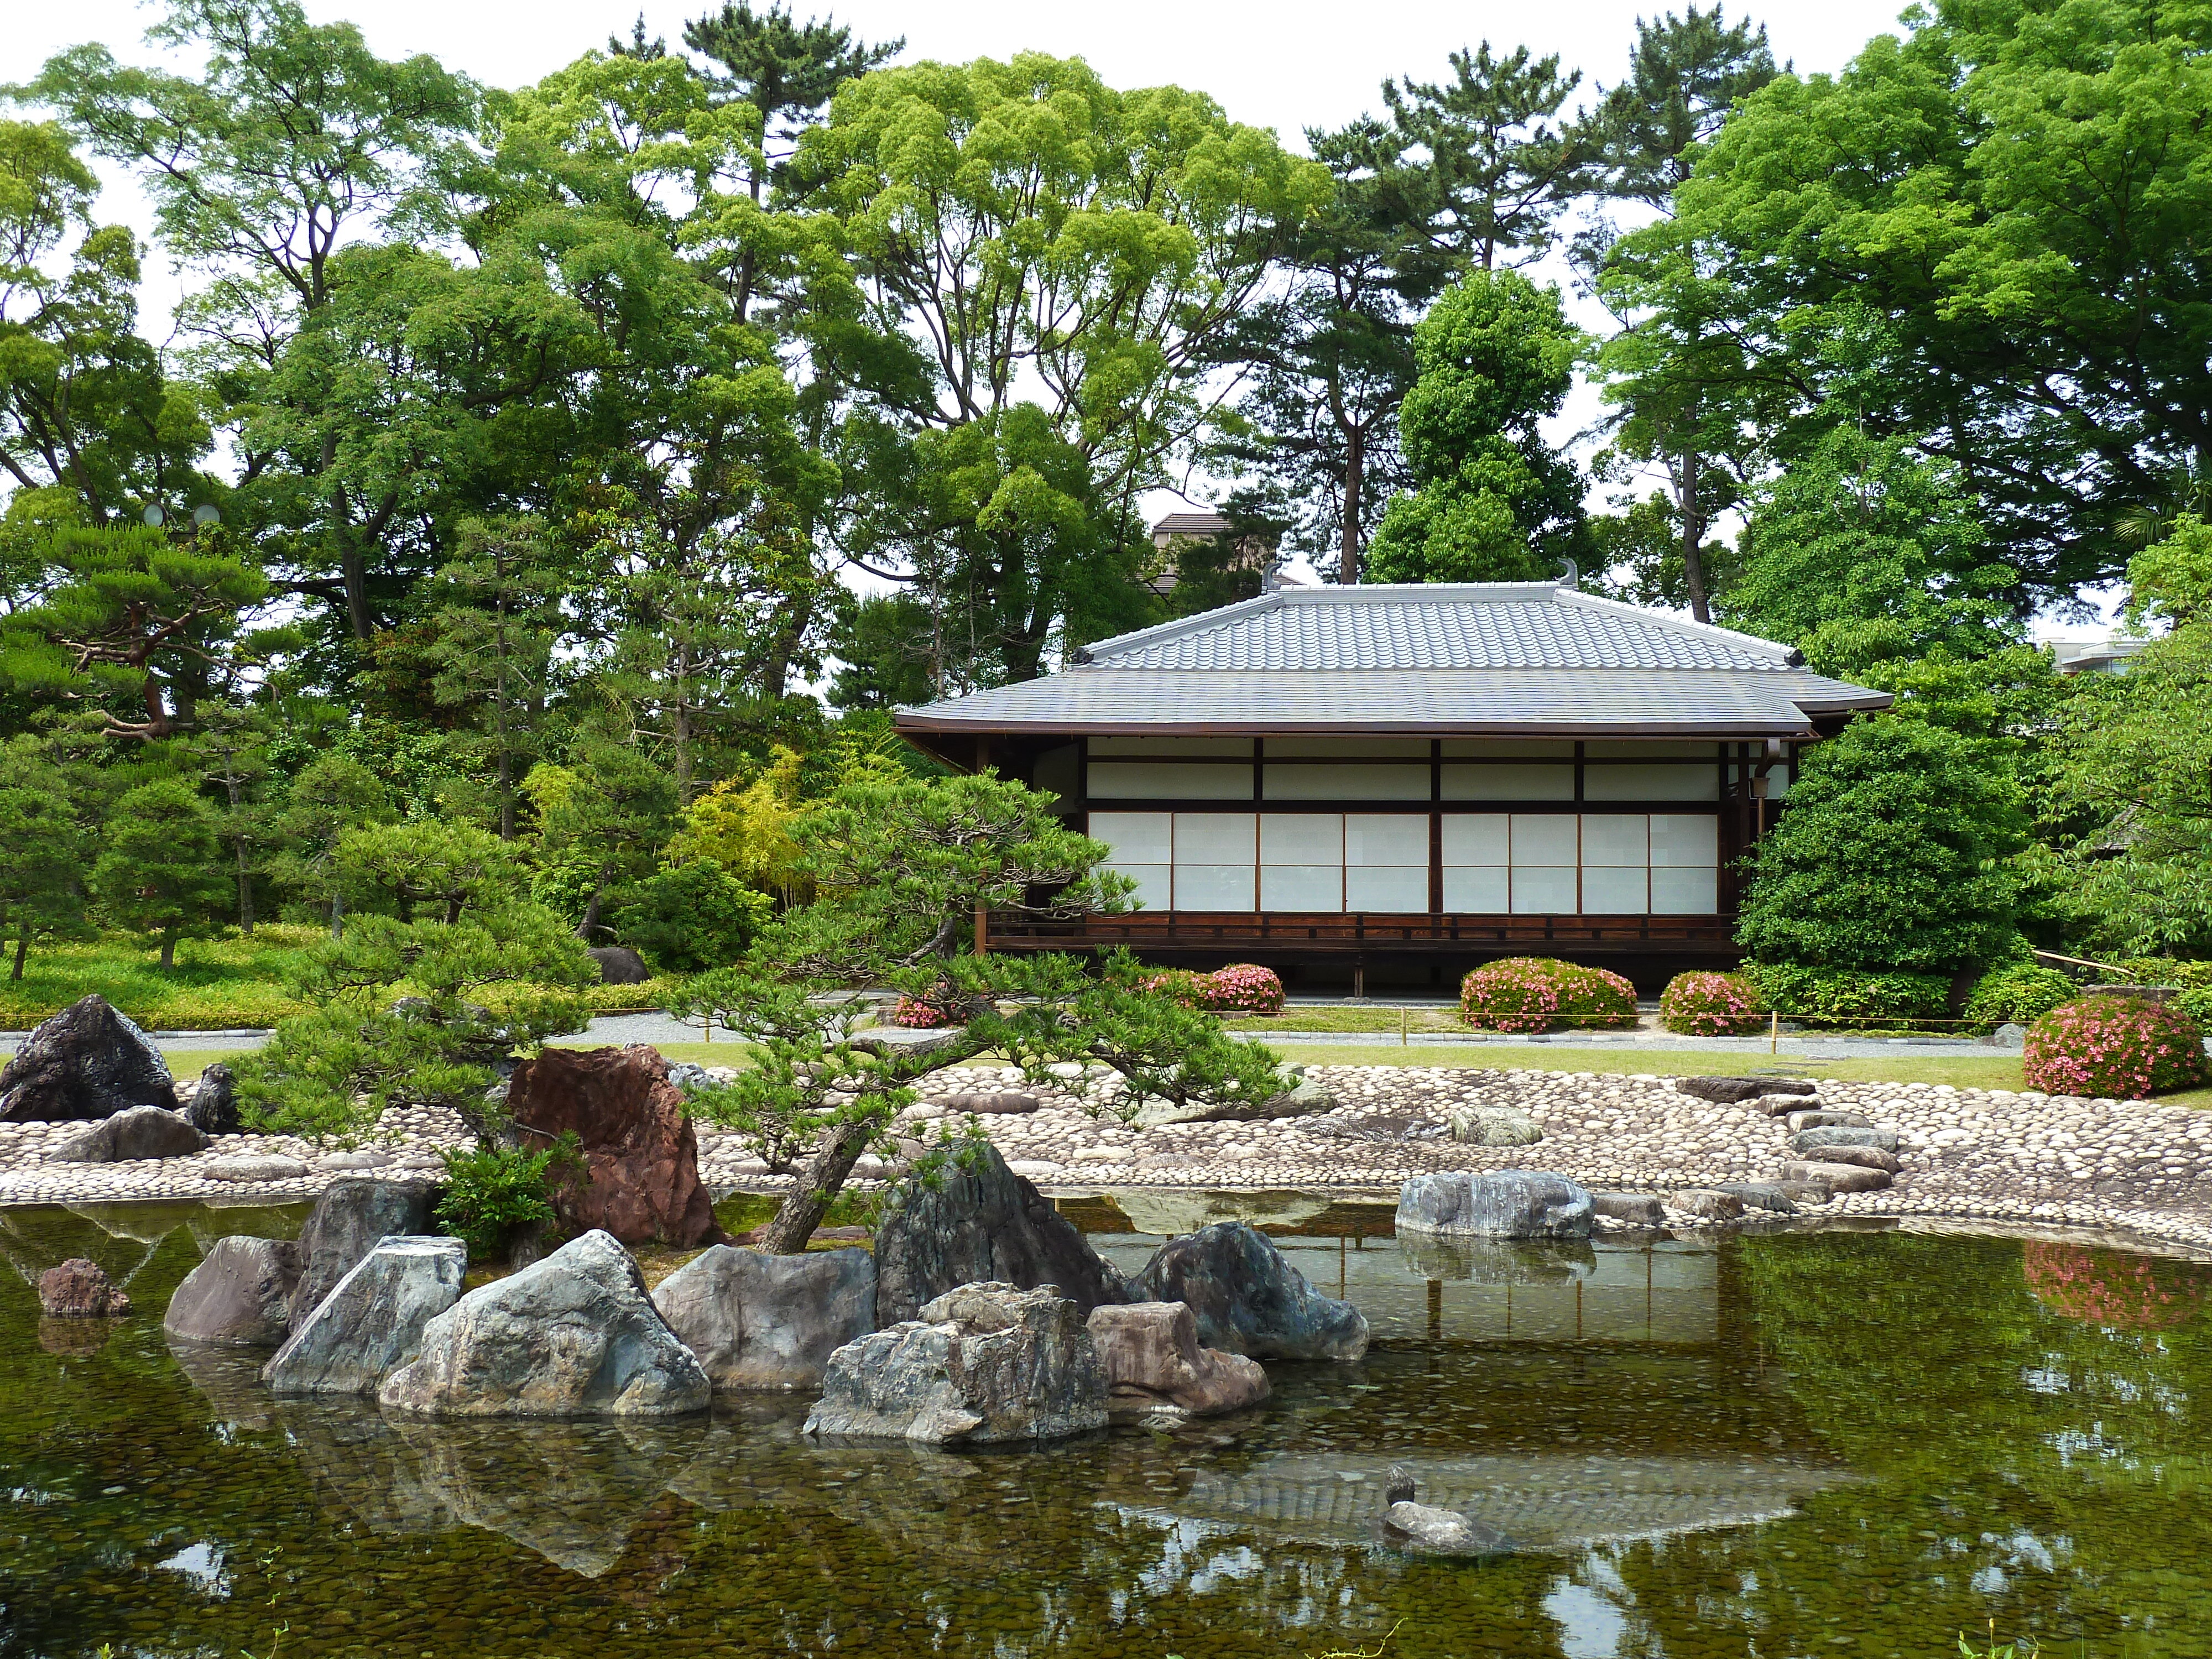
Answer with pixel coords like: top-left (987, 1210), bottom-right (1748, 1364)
top-left (1365, 269), bottom-right (1587, 583)
top-left (0, 742), bottom-right (88, 978)
top-left (92, 776), bottom-right (229, 967)
top-left (1580, 6), bottom-right (1780, 622)
top-left (1595, 0), bottom-right (2212, 603)
top-left (265, 752), bottom-right (393, 936)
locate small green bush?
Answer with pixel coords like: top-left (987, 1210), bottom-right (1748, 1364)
top-left (612, 859), bottom-right (773, 973)
top-left (1461, 957), bottom-right (1639, 1032)
top-left (582, 975), bottom-right (686, 1012)
top-left (2022, 997), bottom-right (2209, 1099)
top-left (434, 1133), bottom-right (582, 1259)
top-left (1658, 971), bottom-right (1770, 1035)
top-left (2116, 958), bottom-right (2212, 990)
top-left (1749, 962), bottom-right (1952, 1027)
top-left (1964, 963), bottom-right (2079, 1026)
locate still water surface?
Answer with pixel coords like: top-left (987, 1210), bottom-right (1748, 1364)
top-left (3, 1193), bottom-right (2210, 1658)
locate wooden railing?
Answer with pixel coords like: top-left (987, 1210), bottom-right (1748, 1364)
top-left (984, 910), bottom-right (1737, 957)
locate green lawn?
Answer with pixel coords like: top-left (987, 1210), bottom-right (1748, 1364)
top-left (0, 930), bottom-right (317, 1031)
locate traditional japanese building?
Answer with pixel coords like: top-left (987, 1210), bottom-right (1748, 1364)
top-left (893, 582), bottom-right (1891, 989)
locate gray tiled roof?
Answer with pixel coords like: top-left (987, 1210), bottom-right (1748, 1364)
top-left (1078, 585), bottom-right (1798, 672)
top-left (895, 585), bottom-right (1891, 738)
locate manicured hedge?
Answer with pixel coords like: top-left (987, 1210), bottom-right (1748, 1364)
top-left (2022, 997), bottom-right (2209, 1099)
top-left (1658, 971), bottom-right (1770, 1036)
top-left (1460, 957), bottom-right (1639, 1033)
top-left (1747, 962), bottom-right (1952, 1028)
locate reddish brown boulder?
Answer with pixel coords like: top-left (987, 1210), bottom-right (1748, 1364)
top-left (505, 1045), bottom-right (717, 1248)
top-left (39, 1258), bottom-right (132, 1318)
top-left (1086, 1300), bottom-right (1269, 1421)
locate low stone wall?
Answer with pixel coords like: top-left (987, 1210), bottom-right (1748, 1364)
top-left (4, 1066), bottom-right (2210, 1253)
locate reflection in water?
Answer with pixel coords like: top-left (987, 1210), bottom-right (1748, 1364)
top-left (7, 1201), bottom-right (2212, 1657)
top-left (1396, 1234), bottom-right (1598, 1285)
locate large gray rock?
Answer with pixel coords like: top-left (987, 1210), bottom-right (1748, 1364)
top-left (1796, 1142), bottom-right (1901, 1173)
top-left (46, 1104), bottom-right (207, 1163)
top-left (873, 1140), bottom-right (1130, 1324)
top-left (263, 1236), bottom-right (468, 1395)
top-left (1590, 1191), bottom-right (1666, 1225)
top-left (1395, 1171), bottom-right (1594, 1240)
top-left (1378, 1467), bottom-right (1515, 1556)
top-left (0, 995), bottom-right (176, 1123)
top-left (1674, 1075), bottom-right (1815, 1104)
top-left (1086, 1300), bottom-right (1270, 1422)
top-left (290, 1178), bottom-right (440, 1326)
top-left (804, 1281), bottom-right (1108, 1444)
top-left (1783, 1159), bottom-right (1892, 1193)
top-left (180, 1063), bottom-right (242, 1136)
top-left (378, 1230), bottom-right (709, 1418)
top-left (1137, 1221), bottom-right (1369, 1361)
top-left (650, 1245), bottom-right (877, 1391)
top-left (1792, 1125), bottom-right (1900, 1155)
top-left (164, 1236), bottom-right (301, 1347)
top-left (585, 946), bottom-right (652, 985)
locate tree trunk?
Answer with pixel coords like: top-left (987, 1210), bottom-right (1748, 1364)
top-left (330, 890), bottom-right (345, 942)
top-left (575, 878), bottom-right (607, 943)
top-left (1679, 446), bottom-right (1711, 625)
top-left (759, 1113), bottom-right (878, 1253)
top-left (159, 933), bottom-right (176, 970)
top-left (235, 839), bottom-right (255, 936)
top-left (1340, 425), bottom-right (1365, 586)
top-left (11, 925), bottom-right (25, 981)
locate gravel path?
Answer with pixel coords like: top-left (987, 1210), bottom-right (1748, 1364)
top-left (4, 1063), bottom-right (2209, 1253)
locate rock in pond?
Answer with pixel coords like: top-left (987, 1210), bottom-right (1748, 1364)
top-left (651, 1245), bottom-right (877, 1391)
top-left (1086, 1300), bottom-right (1270, 1422)
top-left (39, 1258), bottom-right (131, 1318)
top-left (804, 1281), bottom-right (1108, 1445)
top-left (1137, 1220), bottom-right (1369, 1362)
top-left (0, 994), bottom-right (177, 1124)
top-left (45, 1104), bottom-right (207, 1164)
top-left (1590, 1191), bottom-right (1666, 1225)
top-left (1666, 1188), bottom-right (1745, 1222)
top-left (290, 1177), bottom-right (440, 1326)
top-left (1396, 1171), bottom-right (1594, 1240)
top-left (165, 1236), bottom-right (302, 1347)
top-left (379, 1229), bottom-right (710, 1418)
top-left (873, 1139), bottom-right (1130, 1324)
top-left (179, 1063), bottom-right (242, 1136)
top-left (1716, 1181), bottom-right (1800, 1216)
top-left (264, 1236), bottom-right (467, 1395)
top-left (1376, 1463), bottom-right (1516, 1556)
top-left (505, 1045), bottom-right (716, 1248)
top-left (1674, 1076), bottom-right (1815, 1104)
top-left (1446, 1105), bottom-right (1544, 1147)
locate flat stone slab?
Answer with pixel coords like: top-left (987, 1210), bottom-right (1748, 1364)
top-left (1446, 1105), bottom-right (1543, 1147)
top-left (1783, 1160), bottom-right (1892, 1193)
top-left (1785, 1110), bottom-right (1872, 1133)
top-left (1590, 1191), bottom-right (1666, 1225)
top-left (1717, 1182), bottom-right (1801, 1215)
top-left (200, 1155), bottom-right (311, 1183)
top-left (1676, 1076), bottom-right (1817, 1104)
top-left (1792, 1125), bottom-right (1900, 1155)
top-left (1667, 1188), bottom-right (1746, 1222)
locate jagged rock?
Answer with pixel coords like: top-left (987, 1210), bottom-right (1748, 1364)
top-left (1783, 1160), bottom-right (1892, 1193)
top-left (1590, 1191), bottom-right (1666, 1225)
top-left (1136, 1221), bottom-right (1369, 1362)
top-left (290, 1177), bottom-right (440, 1327)
top-left (1086, 1300), bottom-right (1270, 1421)
top-left (1666, 1188), bottom-right (1745, 1222)
top-left (0, 995), bottom-right (176, 1124)
top-left (1792, 1125), bottom-right (1900, 1155)
top-left (585, 946), bottom-right (652, 985)
top-left (179, 1063), bottom-right (242, 1135)
top-left (651, 1245), bottom-right (877, 1391)
top-left (264, 1237), bottom-right (468, 1395)
top-left (1384, 1500), bottom-right (1514, 1556)
top-left (46, 1104), bottom-right (207, 1163)
top-left (1446, 1105), bottom-right (1544, 1147)
top-left (803, 1281), bottom-right (1108, 1444)
top-left (505, 1045), bottom-right (716, 1248)
top-left (1674, 1076), bottom-right (1815, 1104)
top-left (379, 1230), bottom-right (709, 1418)
top-left (1395, 1171), bottom-right (1594, 1240)
top-left (1778, 1176), bottom-right (1834, 1203)
top-left (164, 1236), bottom-right (301, 1346)
top-left (200, 1155), bottom-right (310, 1183)
top-left (39, 1258), bottom-right (131, 1318)
top-left (1717, 1181), bottom-right (1800, 1215)
top-left (873, 1140), bottom-right (1130, 1323)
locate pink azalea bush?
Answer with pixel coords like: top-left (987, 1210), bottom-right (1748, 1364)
top-left (1140, 963), bottom-right (1286, 1015)
top-left (2021, 997), bottom-right (2208, 1099)
top-left (1659, 971), bottom-right (1770, 1036)
top-left (1461, 957), bottom-right (1638, 1033)
top-left (889, 995), bottom-right (952, 1028)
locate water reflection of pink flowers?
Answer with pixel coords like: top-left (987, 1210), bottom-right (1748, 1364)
top-left (2023, 1242), bottom-right (2209, 1332)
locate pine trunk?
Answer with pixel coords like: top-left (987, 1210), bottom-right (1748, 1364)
top-left (758, 1115), bottom-right (877, 1253)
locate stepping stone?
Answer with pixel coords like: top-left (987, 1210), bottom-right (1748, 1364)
top-left (1783, 1160), bottom-right (1891, 1193)
top-left (200, 1155), bottom-right (311, 1183)
top-left (1785, 1110), bottom-right (1870, 1133)
top-left (938, 1092), bottom-right (1041, 1115)
top-left (1667, 1189), bottom-right (1746, 1221)
top-left (1676, 1076), bottom-right (1817, 1104)
top-left (1792, 1125), bottom-right (1900, 1155)
top-left (1590, 1191), bottom-right (1666, 1225)
top-left (1717, 1181), bottom-right (1800, 1215)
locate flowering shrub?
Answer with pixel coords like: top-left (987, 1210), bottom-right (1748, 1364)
top-left (2021, 996), bottom-right (2208, 1099)
top-left (1658, 971), bottom-right (1770, 1036)
top-left (1461, 957), bottom-right (1638, 1032)
top-left (2023, 1241), bottom-right (2209, 1332)
top-left (1139, 963), bottom-right (1285, 1015)
top-left (1963, 963), bottom-right (2078, 1027)
top-left (889, 995), bottom-right (952, 1028)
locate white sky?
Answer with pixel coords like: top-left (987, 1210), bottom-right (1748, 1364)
top-left (17, 1), bottom-right (2116, 636)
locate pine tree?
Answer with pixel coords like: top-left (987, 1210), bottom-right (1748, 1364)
top-left (93, 777), bottom-right (228, 968)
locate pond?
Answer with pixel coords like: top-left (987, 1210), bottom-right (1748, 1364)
top-left (3, 1194), bottom-right (2210, 1658)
